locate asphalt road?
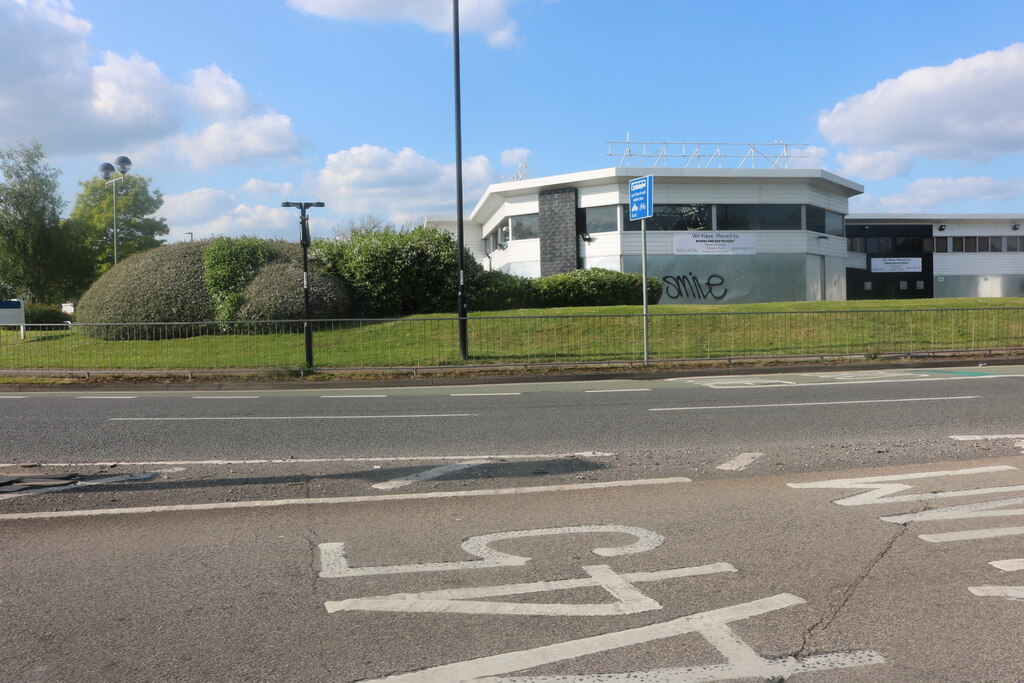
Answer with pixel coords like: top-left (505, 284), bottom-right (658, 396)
top-left (1, 365), bottom-right (1022, 681)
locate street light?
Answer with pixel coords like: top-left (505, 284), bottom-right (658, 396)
top-left (185, 232), bottom-right (194, 242)
top-left (452, 0), bottom-right (468, 361)
top-left (98, 156), bottom-right (132, 265)
top-left (282, 201), bottom-right (325, 369)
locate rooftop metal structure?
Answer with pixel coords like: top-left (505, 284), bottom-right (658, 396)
top-left (606, 136), bottom-right (812, 169)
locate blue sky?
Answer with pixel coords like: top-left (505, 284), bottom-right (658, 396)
top-left (3, 0), bottom-right (1023, 243)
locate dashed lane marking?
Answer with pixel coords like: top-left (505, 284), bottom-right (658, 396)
top-left (450, 392), bottom-right (522, 396)
top-left (991, 559), bottom-right (1024, 572)
top-left (191, 395), bottom-right (259, 399)
top-left (321, 394), bottom-right (387, 398)
top-left (949, 433), bottom-right (1024, 441)
top-left (0, 476), bottom-right (692, 521)
top-left (77, 395), bottom-right (136, 399)
top-left (371, 461), bottom-right (487, 490)
top-left (584, 389), bottom-right (652, 393)
top-left (716, 453), bottom-right (763, 471)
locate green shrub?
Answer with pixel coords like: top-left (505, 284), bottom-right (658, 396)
top-left (25, 303), bottom-right (72, 324)
top-left (202, 237), bottom-right (277, 320)
top-left (471, 270), bottom-right (539, 311)
top-left (76, 241), bottom-right (214, 339)
top-left (536, 268), bottom-right (662, 308)
top-left (236, 262), bottom-right (350, 325)
top-left (311, 227), bottom-right (484, 317)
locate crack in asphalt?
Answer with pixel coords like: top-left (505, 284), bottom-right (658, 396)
top-left (795, 512), bottom-right (918, 660)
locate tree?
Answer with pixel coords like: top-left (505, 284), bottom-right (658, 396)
top-left (69, 173), bottom-right (169, 272)
top-left (0, 141), bottom-right (93, 303)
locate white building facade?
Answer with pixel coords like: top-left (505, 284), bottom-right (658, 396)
top-left (426, 167), bottom-right (1024, 304)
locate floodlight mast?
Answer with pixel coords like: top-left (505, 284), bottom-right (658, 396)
top-left (98, 156), bottom-right (132, 265)
top-left (281, 201), bottom-right (326, 369)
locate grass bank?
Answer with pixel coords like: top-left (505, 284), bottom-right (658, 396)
top-left (2, 298), bottom-right (1022, 373)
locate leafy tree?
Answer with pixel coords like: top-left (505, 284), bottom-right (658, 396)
top-left (69, 173), bottom-right (169, 271)
top-left (0, 141), bottom-right (93, 303)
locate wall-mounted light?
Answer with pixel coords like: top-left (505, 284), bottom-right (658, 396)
top-left (938, 224), bottom-right (946, 231)
top-left (1013, 224), bottom-right (1021, 231)
top-left (579, 230), bottom-right (594, 243)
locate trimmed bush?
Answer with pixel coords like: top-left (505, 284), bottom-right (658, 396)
top-left (236, 262), bottom-right (349, 324)
top-left (471, 270), bottom-right (539, 311)
top-left (311, 227), bottom-right (485, 317)
top-left (25, 303), bottom-right (72, 324)
top-left (536, 268), bottom-right (662, 308)
top-left (202, 237), bottom-right (277, 320)
top-left (76, 241), bottom-right (214, 339)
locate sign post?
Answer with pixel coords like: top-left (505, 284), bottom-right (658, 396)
top-left (1, 300), bottom-right (26, 339)
top-left (629, 176), bottom-right (654, 364)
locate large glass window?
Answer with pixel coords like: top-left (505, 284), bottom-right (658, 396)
top-left (806, 206), bottom-right (844, 235)
top-left (934, 236), bottom-right (948, 252)
top-left (582, 206), bottom-right (618, 233)
top-left (716, 204), bottom-right (801, 230)
top-left (1008, 236), bottom-right (1020, 252)
top-left (624, 204), bottom-right (711, 231)
top-left (509, 213), bottom-right (538, 240)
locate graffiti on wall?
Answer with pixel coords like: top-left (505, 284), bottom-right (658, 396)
top-left (662, 273), bottom-right (728, 301)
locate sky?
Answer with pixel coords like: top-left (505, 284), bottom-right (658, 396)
top-left (2, 0), bottom-right (1024, 244)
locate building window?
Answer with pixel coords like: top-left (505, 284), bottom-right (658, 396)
top-left (952, 237), bottom-right (964, 252)
top-left (934, 236), bottom-right (948, 252)
top-left (899, 281), bottom-right (908, 290)
top-left (848, 237), bottom-right (866, 253)
top-left (509, 213), bottom-right (538, 240)
top-left (623, 204), bottom-right (711, 231)
top-left (964, 236), bottom-right (977, 253)
top-left (582, 206), bottom-right (618, 233)
top-left (863, 281), bottom-right (872, 291)
top-left (806, 206), bottom-right (844, 235)
top-left (990, 237), bottom-right (1002, 252)
top-left (716, 204), bottom-right (801, 230)
top-left (916, 280), bottom-right (925, 290)
top-left (1008, 236), bottom-right (1020, 252)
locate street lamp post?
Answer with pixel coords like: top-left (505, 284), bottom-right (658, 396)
top-left (282, 201), bottom-right (325, 369)
top-left (452, 0), bottom-right (468, 361)
top-left (98, 156), bottom-right (132, 265)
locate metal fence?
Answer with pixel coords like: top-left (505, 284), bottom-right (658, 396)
top-left (2, 307), bottom-right (1023, 374)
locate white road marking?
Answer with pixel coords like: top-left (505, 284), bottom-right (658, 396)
top-left (320, 526), bottom-right (665, 578)
top-left (109, 413), bottom-right (478, 421)
top-left (77, 395), bottom-right (136, 399)
top-left (919, 526), bottom-right (1024, 543)
top-left (968, 586), bottom-right (1024, 600)
top-left (991, 559), bottom-right (1024, 572)
top-left (372, 461), bottom-right (486, 490)
top-left (880, 496), bottom-right (1024, 523)
top-left (0, 452), bottom-right (615, 468)
top-left (653, 396), bottom-right (979, 412)
top-left (450, 392), bottom-right (521, 396)
top-left (325, 563), bottom-right (735, 616)
top-left (584, 389), bottom-right (651, 393)
top-left (950, 433), bottom-right (1024, 441)
top-left (787, 466), bottom-right (1018, 506)
top-left (0, 395), bottom-right (27, 399)
top-left (191, 395), bottom-right (259, 399)
top-left (363, 594), bottom-right (884, 682)
top-left (716, 452), bottom-right (763, 471)
top-left (321, 394), bottom-right (387, 398)
top-left (0, 477), bottom-right (692, 521)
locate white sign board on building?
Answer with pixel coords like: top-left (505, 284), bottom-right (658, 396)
top-left (871, 257), bottom-right (922, 273)
top-left (674, 232), bottom-right (756, 255)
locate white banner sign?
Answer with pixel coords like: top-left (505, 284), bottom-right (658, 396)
top-left (871, 257), bottom-right (922, 273)
top-left (674, 232), bottom-right (756, 255)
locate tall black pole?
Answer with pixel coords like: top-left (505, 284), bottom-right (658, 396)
top-left (453, 0), bottom-right (469, 360)
top-left (300, 206), bottom-right (314, 369)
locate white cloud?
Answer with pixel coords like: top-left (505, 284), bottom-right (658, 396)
top-left (161, 188), bottom-right (238, 226)
top-left (854, 176), bottom-right (1024, 212)
top-left (184, 65), bottom-right (251, 120)
top-left (287, 0), bottom-right (519, 47)
top-left (836, 149), bottom-right (913, 180)
top-left (819, 43), bottom-right (1024, 161)
top-left (315, 144), bottom-right (495, 220)
top-left (500, 147), bottom-right (531, 166)
top-left (783, 145), bottom-right (830, 170)
top-left (239, 179), bottom-right (296, 199)
top-left (174, 113), bottom-right (301, 168)
top-left (90, 51), bottom-right (178, 132)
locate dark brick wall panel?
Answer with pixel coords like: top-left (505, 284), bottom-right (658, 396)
top-left (539, 188), bottom-right (578, 276)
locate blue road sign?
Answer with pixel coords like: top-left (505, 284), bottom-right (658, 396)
top-left (629, 175), bottom-right (654, 221)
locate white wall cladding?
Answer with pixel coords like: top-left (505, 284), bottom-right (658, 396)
top-left (577, 184), bottom-right (622, 208)
top-left (486, 238), bottom-right (539, 272)
top-left (934, 253), bottom-right (1024, 276)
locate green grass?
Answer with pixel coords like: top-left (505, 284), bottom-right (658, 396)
top-left (2, 298), bottom-right (1023, 372)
